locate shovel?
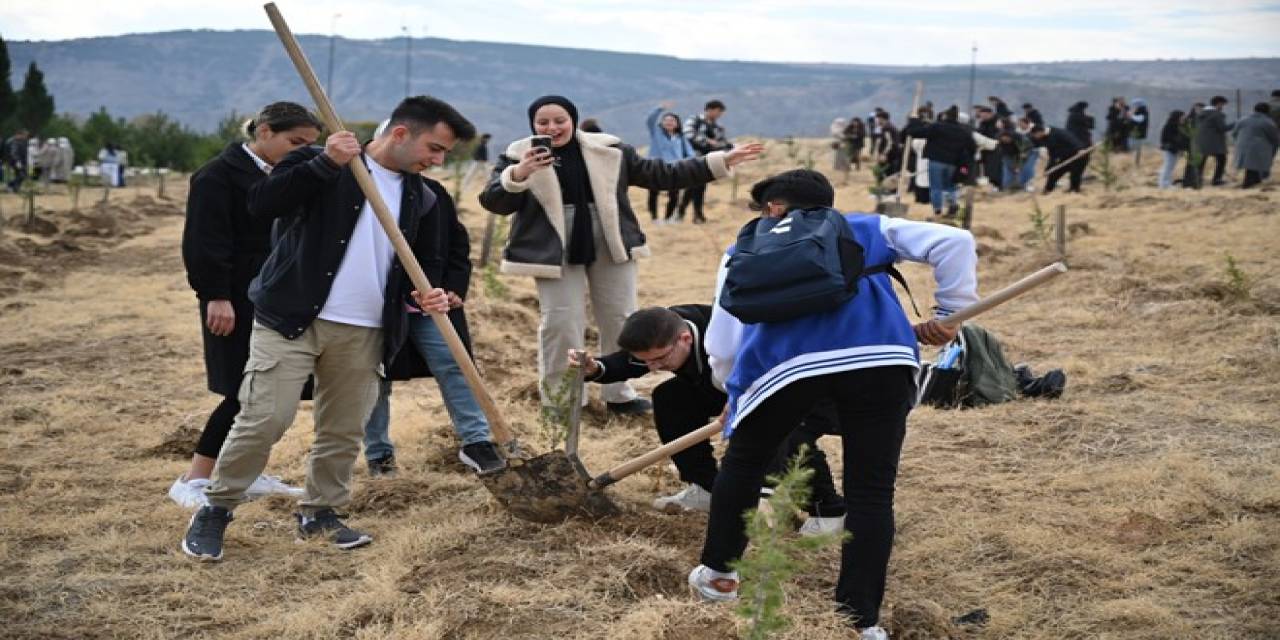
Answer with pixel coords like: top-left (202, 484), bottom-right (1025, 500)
top-left (264, 3), bottom-right (596, 523)
top-left (583, 262), bottom-right (1071, 488)
top-left (878, 80), bottom-right (924, 218)
top-left (480, 365), bottom-right (619, 523)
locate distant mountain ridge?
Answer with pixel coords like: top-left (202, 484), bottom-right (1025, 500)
top-left (9, 30), bottom-right (1279, 147)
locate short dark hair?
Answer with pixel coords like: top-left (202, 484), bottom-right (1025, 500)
top-left (244, 101), bottom-right (322, 140)
top-left (1022, 103), bottom-right (1034, 110)
top-left (618, 307), bottom-right (686, 352)
top-left (579, 118), bottom-right (603, 133)
top-left (1210, 95), bottom-right (1228, 107)
top-left (388, 95), bottom-right (476, 141)
top-left (1256, 102), bottom-right (1271, 114)
top-left (749, 169), bottom-right (835, 211)
top-left (1030, 125), bottom-right (1047, 135)
top-left (1272, 89), bottom-right (1280, 97)
top-left (705, 99), bottom-right (726, 111)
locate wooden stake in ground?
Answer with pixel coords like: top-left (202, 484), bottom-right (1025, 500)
top-left (1055, 204), bottom-right (1067, 260)
top-left (962, 186), bottom-right (975, 230)
top-left (479, 212), bottom-right (498, 267)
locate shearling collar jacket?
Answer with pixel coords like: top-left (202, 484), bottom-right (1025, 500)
top-left (479, 131), bottom-right (730, 279)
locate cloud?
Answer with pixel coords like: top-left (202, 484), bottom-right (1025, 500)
top-left (1, 0), bottom-right (1276, 64)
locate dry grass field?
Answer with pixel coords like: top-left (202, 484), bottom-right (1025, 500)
top-left (1, 142), bottom-right (1277, 639)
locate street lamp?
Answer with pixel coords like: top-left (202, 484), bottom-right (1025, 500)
top-left (966, 43), bottom-right (977, 114)
top-left (327, 13), bottom-right (341, 98)
top-left (403, 25), bottom-right (411, 98)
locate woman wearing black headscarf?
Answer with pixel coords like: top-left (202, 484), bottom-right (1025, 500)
top-left (480, 95), bottom-right (761, 415)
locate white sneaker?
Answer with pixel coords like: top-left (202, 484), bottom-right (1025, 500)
top-left (860, 626), bottom-right (889, 640)
top-left (653, 483), bottom-right (712, 514)
top-left (246, 474), bottom-right (305, 500)
top-left (687, 564), bottom-right (739, 602)
top-left (168, 474), bottom-right (211, 510)
top-left (799, 515), bottom-right (845, 537)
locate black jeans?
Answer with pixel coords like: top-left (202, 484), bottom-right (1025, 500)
top-left (1242, 170), bottom-right (1262, 188)
top-left (647, 188), bottom-right (681, 221)
top-left (1045, 155), bottom-right (1088, 193)
top-left (653, 377), bottom-right (725, 491)
top-left (699, 366), bottom-right (914, 628)
top-left (1195, 153), bottom-right (1227, 185)
top-left (195, 395), bottom-right (242, 459)
top-left (678, 183), bottom-right (706, 221)
top-left (766, 398), bottom-right (846, 517)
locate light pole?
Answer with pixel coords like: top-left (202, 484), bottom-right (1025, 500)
top-left (403, 26), bottom-right (411, 97)
top-left (966, 42), bottom-right (977, 114)
top-left (327, 13), bottom-right (341, 98)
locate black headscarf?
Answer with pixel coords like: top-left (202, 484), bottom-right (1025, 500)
top-left (528, 95), bottom-right (595, 266)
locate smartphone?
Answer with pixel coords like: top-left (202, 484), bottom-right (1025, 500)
top-left (530, 135), bottom-right (559, 165)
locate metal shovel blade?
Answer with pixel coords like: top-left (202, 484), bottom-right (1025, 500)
top-left (478, 367), bottom-right (618, 523)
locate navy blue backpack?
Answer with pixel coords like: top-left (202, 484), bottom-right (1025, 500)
top-left (721, 208), bottom-right (905, 324)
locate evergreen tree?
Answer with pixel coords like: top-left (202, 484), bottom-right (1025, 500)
top-left (0, 35), bottom-right (15, 130)
top-left (15, 61), bottom-right (54, 133)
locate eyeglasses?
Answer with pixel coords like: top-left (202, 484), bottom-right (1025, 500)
top-left (630, 343), bottom-right (678, 368)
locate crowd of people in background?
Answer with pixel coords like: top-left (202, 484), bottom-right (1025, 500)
top-left (0, 129), bottom-right (138, 192)
top-left (828, 89), bottom-right (1280, 198)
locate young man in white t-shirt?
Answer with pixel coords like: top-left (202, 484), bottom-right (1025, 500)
top-left (181, 96), bottom-right (476, 562)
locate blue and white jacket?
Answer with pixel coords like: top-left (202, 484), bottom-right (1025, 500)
top-left (646, 107), bottom-right (697, 164)
top-left (706, 212), bottom-right (979, 436)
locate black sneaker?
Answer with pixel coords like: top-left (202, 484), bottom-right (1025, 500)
top-left (182, 505), bottom-right (232, 562)
top-left (368, 454), bottom-right (397, 478)
top-left (607, 398), bottom-right (653, 416)
top-left (296, 508), bottom-right (373, 550)
top-left (459, 441), bottom-right (508, 475)
top-left (946, 202), bottom-right (960, 217)
top-left (1027, 369), bottom-right (1067, 399)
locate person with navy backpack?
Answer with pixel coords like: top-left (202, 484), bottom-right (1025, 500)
top-left (686, 169), bottom-right (979, 640)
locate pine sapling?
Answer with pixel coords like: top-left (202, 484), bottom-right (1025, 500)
top-left (732, 445), bottom-right (845, 639)
top-left (1223, 253), bottom-right (1252, 301)
top-left (538, 368), bottom-right (577, 450)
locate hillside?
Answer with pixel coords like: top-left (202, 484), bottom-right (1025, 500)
top-left (8, 30), bottom-right (1279, 146)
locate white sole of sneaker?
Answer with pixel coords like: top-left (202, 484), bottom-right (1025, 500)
top-left (687, 582), bottom-right (737, 603)
top-left (334, 535), bottom-right (373, 550)
top-left (181, 538), bottom-right (222, 562)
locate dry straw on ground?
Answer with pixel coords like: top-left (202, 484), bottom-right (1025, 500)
top-left (1, 143), bottom-right (1277, 639)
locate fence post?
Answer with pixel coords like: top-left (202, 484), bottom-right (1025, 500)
top-left (1054, 204), bottom-right (1067, 260)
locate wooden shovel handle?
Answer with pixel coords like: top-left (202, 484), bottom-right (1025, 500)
top-left (1043, 142), bottom-right (1101, 178)
top-left (896, 81), bottom-right (924, 200)
top-left (939, 262), bottom-right (1067, 328)
top-left (263, 3), bottom-right (514, 445)
top-left (589, 420), bottom-right (724, 489)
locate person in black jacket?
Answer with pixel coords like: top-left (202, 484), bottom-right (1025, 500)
top-left (479, 95), bottom-right (760, 420)
top-left (1105, 97), bottom-right (1131, 152)
top-left (903, 105), bottom-right (976, 216)
top-left (181, 96), bottom-right (475, 563)
top-left (174, 102), bottom-right (322, 510)
top-left (363, 169), bottom-right (505, 477)
top-left (1158, 110), bottom-right (1188, 189)
top-left (568, 306), bottom-right (845, 531)
top-left (1066, 101), bottom-right (1095, 146)
top-left (1022, 102), bottom-right (1044, 128)
top-left (1031, 124), bottom-right (1088, 193)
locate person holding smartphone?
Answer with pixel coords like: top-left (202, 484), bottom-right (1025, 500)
top-left (479, 95), bottom-right (761, 417)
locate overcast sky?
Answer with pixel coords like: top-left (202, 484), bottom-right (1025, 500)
top-left (3, 0), bottom-right (1278, 65)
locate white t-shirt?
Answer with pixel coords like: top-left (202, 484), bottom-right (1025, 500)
top-left (317, 156), bottom-right (403, 328)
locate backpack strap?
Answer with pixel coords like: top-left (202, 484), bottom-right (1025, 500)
top-left (863, 263), bottom-right (922, 318)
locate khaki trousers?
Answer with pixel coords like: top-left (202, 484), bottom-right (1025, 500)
top-left (206, 319), bottom-right (383, 514)
top-left (535, 205), bottom-right (638, 406)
